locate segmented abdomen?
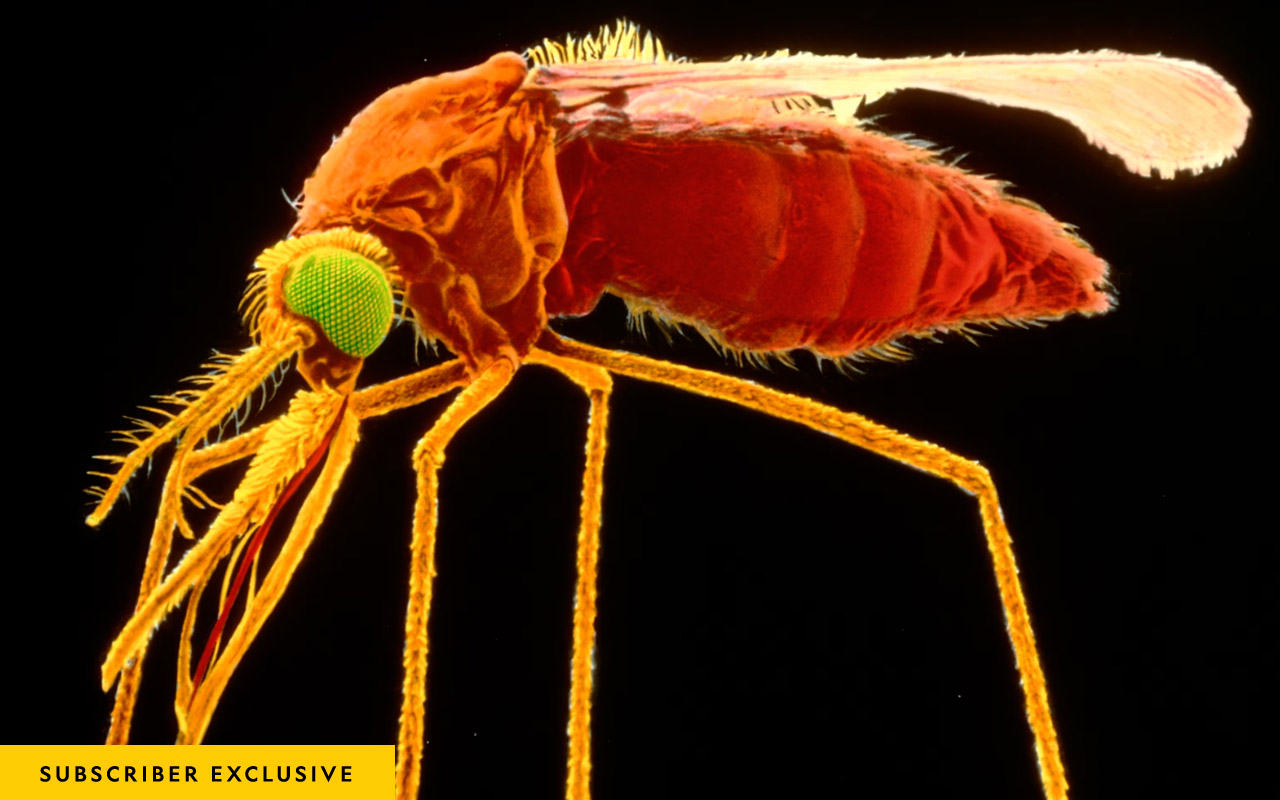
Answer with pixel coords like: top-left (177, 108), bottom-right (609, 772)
top-left (544, 121), bottom-right (1111, 357)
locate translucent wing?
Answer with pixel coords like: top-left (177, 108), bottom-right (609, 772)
top-left (528, 36), bottom-right (1249, 178)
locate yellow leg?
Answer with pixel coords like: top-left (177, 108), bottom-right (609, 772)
top-left (396, 358), bottom-right (516, 800)
top-left (527, 350), bottom-right (613, 800)
top-left (536, 333), bottom-right (1069, 800)
top-left (354, 359), bottom-right (469, 420)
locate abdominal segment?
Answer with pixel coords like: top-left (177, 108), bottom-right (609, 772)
top-left (544, 123), bottom-right (1112, 357)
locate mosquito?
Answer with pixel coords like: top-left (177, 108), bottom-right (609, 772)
top-left (86, 21), bottom-right (1249, 800)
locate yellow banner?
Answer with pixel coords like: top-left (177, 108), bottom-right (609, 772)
top-left (1, 745), bottom-right (391, 799)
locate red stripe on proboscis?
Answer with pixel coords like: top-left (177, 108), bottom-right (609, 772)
top-left (191, 395), bottom-right (350, 694)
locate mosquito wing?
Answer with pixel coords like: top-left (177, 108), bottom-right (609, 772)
top-left (528, 43), bottom-right (1249, 178)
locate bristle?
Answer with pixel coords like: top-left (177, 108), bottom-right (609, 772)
top-left (87, 333), bottom-right (306, 528)
top-left (243, 228), bottom-right (397, 345)
top-left (525, 20), bottom-right (675, 66)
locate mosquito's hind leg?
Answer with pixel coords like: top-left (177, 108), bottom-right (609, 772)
top-left (536, 333), bottom-right (1069, 800)
top-left (397, 358), bottom-right (516, 800)
top-left (527, 349), bottom-right (613, 800)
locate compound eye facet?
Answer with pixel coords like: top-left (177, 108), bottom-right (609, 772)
top-left (282, 247), bottom-right (394, 358)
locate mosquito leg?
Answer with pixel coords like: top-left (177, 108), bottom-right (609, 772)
top-left (397, 358), bottom-right (516, 800)
top-left (527, 349), bottom-right (613, 800)
top-left (536, 333), bottom-right (1069, 800)
top-left (354, 359), bottom-right (469, 420)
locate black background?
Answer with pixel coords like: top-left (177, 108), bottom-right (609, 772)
top-left (14, 2), bottom-right (1269, 799)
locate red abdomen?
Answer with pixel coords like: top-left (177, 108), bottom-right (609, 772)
top-left (544, 123), bottom-right (1110, 356)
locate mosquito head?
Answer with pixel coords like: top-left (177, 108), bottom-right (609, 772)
top-left (281, 247), bottom-right (394, 357)
top-left (245, 228), bottom-right (399, 392)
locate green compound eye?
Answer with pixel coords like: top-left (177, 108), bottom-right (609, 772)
top-left (282, 247), bottom-right (394, 358)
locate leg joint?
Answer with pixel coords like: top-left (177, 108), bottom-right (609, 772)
top-left (526, 347), bottom-right (614, 394)
top-left (412, 436), bottom-right (445, 473)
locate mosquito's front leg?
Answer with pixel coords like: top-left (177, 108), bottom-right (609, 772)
top-left (539, 332), bottom-right (1069, 800)
top-left (527, 349), bottom-right (613, 800)
top-left (397, 358), bottom-right (516, 800)
top-left (354, 359), bottom-right (469, 420)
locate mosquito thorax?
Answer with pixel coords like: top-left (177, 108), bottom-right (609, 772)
top-left (281, 246), bottom-right (395, 358)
